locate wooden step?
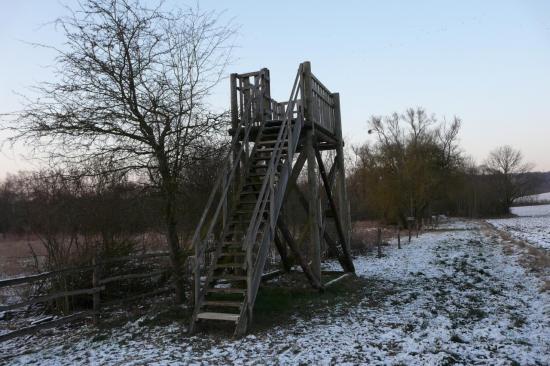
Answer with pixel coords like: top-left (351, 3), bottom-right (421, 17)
top-left (216, 262), bottom-right (245, 269)
top-left (260, 133), bottom-right (281, 140)
top-left (202, 301), bottom-right (243, 308)
top-left (212, 274), bottom-right (247, 281)
top-left (238, 200), bottom-right (259, 205)
top-left (207, 287), bottom-right (246, 294)
top-left (218, 252), bottom-right (245, 258)
top-left (196, 312), bottom-right (239, 322)
top-left (257, 140), bottom-right (288, 146)
top-left (248, 172), bottom-right (267, 178)
top-left (256, 147), bottom-right (288, 153)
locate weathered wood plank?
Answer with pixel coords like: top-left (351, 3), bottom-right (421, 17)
top-left (98, 269), bottom-right (168, 285)
top-left (0, 311), bottom-right (95, 343)
top-left (0, 287), bottom-right (105, 312)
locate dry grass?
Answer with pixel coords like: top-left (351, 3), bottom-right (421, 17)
top-left (0, 232), bottom-right (172, 278)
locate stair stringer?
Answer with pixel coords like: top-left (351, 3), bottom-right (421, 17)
top-left (234, 114), bottom-right (304, 336)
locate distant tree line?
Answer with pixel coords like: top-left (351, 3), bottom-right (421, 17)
top-left (347, 108), bottom-right (538, 224)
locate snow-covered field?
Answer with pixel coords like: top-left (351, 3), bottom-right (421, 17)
top-left (488, 204), bottom-right (550, 251)
top-left (515, 191), bottom-right (550, 205)
top-left (1, 220), bottom-right (549, 365)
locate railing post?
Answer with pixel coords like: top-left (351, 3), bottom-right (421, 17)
top-left (301, 61), bottom-right (313, 127)
top-left (230, 73), bottom-right (238, 131)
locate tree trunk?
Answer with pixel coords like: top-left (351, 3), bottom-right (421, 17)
top-left (157, 164), bottom-right (186, 304)
top-left (164, 190), bottom-right (186, 304)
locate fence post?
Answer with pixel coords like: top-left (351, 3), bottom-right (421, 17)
top-left (92, 254), bottom-right (101, 325)
top-left (397, 226), bottom-right (401, 250)
top-left (376, 228), bottom-right (382, 258)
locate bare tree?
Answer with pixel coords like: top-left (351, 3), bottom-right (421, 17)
top-left (350, 108), bottom-right (463, 224)
top-left (483, 145), bottom-right (534, 214)
top-left (4, 0), bottom-right (235, 302)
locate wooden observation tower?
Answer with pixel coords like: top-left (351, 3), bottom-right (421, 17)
top-left (190, 62), bottom-right (355, 336)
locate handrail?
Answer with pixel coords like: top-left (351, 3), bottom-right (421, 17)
top-left (191, 69), bottom-right (271, 307)
top-left (243, 64), bottom-right (305, 309)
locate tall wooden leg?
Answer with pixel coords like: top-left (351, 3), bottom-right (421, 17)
top-left (305, 130), bottom-right (321, 281)
top-left (277, 219), bottom-right (323, 290)
top-left (274, 232), bottom-right (292, 272)
top-left (332, 93), bottom-right (352, 257)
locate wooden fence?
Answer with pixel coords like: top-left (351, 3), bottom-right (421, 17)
top-left (0, 252), bottom-right (176, 343)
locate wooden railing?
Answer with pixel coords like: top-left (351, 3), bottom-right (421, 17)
top-left (0, 252), bottom-right (174, 342)
top-left (192, 69), bottom-right (272, 308)
top-left (236, 64), bottom-right (306, 333)
top-left (309, 73), bottom-right (336, 134)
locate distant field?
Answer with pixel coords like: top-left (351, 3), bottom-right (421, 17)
top-left (514, 192), bottom-right (550, 205)
top-left (488, 204), bottom-right (550, 251)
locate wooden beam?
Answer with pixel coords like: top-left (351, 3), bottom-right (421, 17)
top-left (315, 148), bottom-right (355, 273)
top-left (332, 92), bottom-right (352, 256)
top-left (324, 273), bottom-right (353, 288)
top-left (273, 232), bottom-right (292, 272)
top-left (277, 218), bottom-right (323, 290)
top-left (0, 287), bottom-right (105, 312)
top-left (0, 311), bottom-right (95, 343)
top-left (305, 130), bottom-right (321, 279)
top-left (98, 269), bottom-right (168, 285)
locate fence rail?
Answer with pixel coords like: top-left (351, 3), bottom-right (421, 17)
top-left (0, 251), bottom-right (176, 343)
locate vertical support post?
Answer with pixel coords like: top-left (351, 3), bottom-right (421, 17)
top-left (306, 129), bottom-right (321, 280)
top-left (92, 254), bottom-right (101, 325)
top-left (332, 93), bottom-right (352, 256)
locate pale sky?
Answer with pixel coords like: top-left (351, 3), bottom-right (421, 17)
top-left (1, 0), bottom-right (549, 177)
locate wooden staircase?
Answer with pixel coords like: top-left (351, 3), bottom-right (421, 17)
top-left (190, 65), bottom-right (304, 336)
top-left (192, 120), bottom-right (297, 332)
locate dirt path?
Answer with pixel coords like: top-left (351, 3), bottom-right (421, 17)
top-left (1, 220), bottom-right (549, 365)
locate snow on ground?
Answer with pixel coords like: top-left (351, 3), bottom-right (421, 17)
top-left (1, 220), bottom-right (549, 365)
top-left (435, 217), bottom-right (479, 231)
top-left (488, 205), bottom-right (550, 251)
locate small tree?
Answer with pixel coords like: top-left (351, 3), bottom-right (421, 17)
top-left (5, 0), bottom-right (235, 302)
top-left (483, 145), bottom-right (534, 214)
